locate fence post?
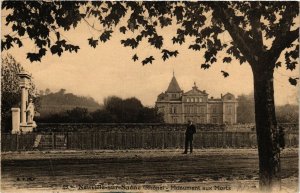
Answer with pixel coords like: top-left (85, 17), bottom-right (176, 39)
top-left (66, 132), bottom-right (69, 149)
top-left (52, 132), bottom-right (55, 149)
top-left (16, 134), bottom-right (19, 151)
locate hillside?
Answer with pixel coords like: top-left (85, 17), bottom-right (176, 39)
top-left (38, 89), bottom-right (101, 117)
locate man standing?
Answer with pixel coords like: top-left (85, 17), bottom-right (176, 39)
top-left (183, 120), bottom-right (196, 154)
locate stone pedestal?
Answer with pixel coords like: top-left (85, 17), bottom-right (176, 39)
top-left (11, 108), bottom-right (20, 134)
top-left (11, 71), bottom-right (37, 134)
top-left (18, 71), bottom-right (31, 125)
top-left (20, 124), bottom-right (35, 133)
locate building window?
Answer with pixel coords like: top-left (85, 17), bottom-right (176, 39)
top-left (200, 106), bottom-right (205, 113)
top-left (170, 106), bottom-right (177, 114)
top-left (199, 97), bottom-right (203, 102)
top-left (172, 94), bottom-right (177, 98)
top-left (212, 106), bottom-right (217, 113)
top-left (195, 98), bottom-right (199, 102)
top-left (212, 117), bottom-right (217, 124)
top-left (187, 98), bottom-right (190, 102)
top-left (226, 106), bottom-right (232, 114)
top-left (200, 117), bottom-right (205, 123)
top-left (191, 98), bottom-right (194, 102)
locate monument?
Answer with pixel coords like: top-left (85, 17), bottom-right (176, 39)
top-left (11, 71), bottom-right (37, 134)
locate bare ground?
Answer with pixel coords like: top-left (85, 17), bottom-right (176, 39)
top-left (1, 148), bottom-right (298, 193)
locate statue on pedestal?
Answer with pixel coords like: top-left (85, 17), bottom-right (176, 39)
top-left (26, 98), bottom-right (37, 128)
top-left (26, 98), bottom-right (34, 123)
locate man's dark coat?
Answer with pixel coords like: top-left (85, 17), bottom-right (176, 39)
top-left (185, 124), bottom-right (196, 139)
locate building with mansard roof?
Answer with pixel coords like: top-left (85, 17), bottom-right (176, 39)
top-left (155, 74), bottom-right (238, 124)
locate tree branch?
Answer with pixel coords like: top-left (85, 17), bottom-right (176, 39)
top-left (249, 2), bottom-right (264, 53)
top-left (268, 28), bottom-right (299, 64)
top-left (212, 2), bottom-right (257, 65)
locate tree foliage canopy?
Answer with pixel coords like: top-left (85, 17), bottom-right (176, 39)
top-left (37, 96), bottom-right (164, 123)
top-left (2, 1), bottom-right (299, 82)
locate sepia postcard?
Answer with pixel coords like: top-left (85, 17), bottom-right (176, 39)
top-left (1, 1), bottom-right (299, 193)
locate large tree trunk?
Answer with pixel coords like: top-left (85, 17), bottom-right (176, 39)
top-left (252, 65), bottom-right (281, 191)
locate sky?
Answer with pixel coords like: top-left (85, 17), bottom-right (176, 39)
top-left (1, 9), bottom-right (299, 107)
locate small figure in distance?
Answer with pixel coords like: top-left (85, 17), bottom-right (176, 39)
top-left (183, 120), bottom-right (196, 154)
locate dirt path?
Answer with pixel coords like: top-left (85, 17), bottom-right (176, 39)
top-left (1, 149), bottom-right (298, 193)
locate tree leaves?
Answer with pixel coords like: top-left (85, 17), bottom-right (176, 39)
top-left (158, 16), bottom-right (172, 27)
top-left (88, 37), bottom-right (98, 48)
top-left (148, 35), bottom-right (163, 49)
top-left (1, 35), bottom-right (23, 51)
top-left (173, 6), bottom-right (184, 22)
top-left (132, 54), bottom-right (139, 62)
top-left (121, 38), bottom-right (138, 49)
top-left (172, 35), bottom-right (185, 45)
top-left (221, 70), bottom-right (229, 78)
top-left (227, 45), bottom-right (247, 65)
top-left (189, 44), bottom-right (201, 51)
top-left (201, 63), bottom-right (210, 69)
top-left (12, 24), bottom-right (26, 36)
top-left (99, 30), bottom-right (113, 42)
top-left (223, 57), bottom-right (232, 63)
top-left (142, 56), bottom-right (155, 65)
top-left (2, 0), bottom-right (299, 81)
top-left (275, 62), bottom-right (281, 68)
top-left (285, 47), bottom-right (299, 71)
top-left (288, 77), bottom-right (299, 86)
top-left (161, 49), bottom-right (178, 61)
top-left (26, 48), bottom-right (47, 62)
top-left (50, 39), bottom-right (79, 56)
top-left (50, 44), bottom-right (64, 56)
top-left (119, 26), bottom-right (127, 34)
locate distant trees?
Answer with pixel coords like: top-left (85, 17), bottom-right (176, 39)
top-left (237, 93), bottom-right (255, 123)
top-left (37, 96), bottom-right (164, 123)
top-left (276, 104), bottom-right (299, 123)
top-left (237, 93), bottom-right (298, 124)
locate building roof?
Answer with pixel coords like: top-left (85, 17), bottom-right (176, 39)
top-left (183, 82), bottom-right (207, 96)
top-left (166, 75), bottom-right (182, 93)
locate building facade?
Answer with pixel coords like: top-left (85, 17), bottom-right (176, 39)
top-left (155, 75), bottom-right (238, 124)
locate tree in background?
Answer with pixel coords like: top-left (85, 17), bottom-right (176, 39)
top-left (1, 54), bottom-right (37, 132)
top-left (103, 96), bottom-right (123, 122)
top-left (37, 96), bottom-right (163, 123)
top-left (237, 93), bottom-right (255, 123)
top-left (138, 107), bottom-right (164, 123)
top-left (90, 109), bottom-right (115, 123)
top-left (276, 104), bottom-right (299, 123)
top-left (237, 93), bottom-right (299, 124)
top-left (2, 1), bottom-right (299, 190)
top-left (65, 107), bottom-right (91, 123)
top-left (45, 88), bottom-right (51, 95)
top-left (102, 96), bottom-right (162, 123)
